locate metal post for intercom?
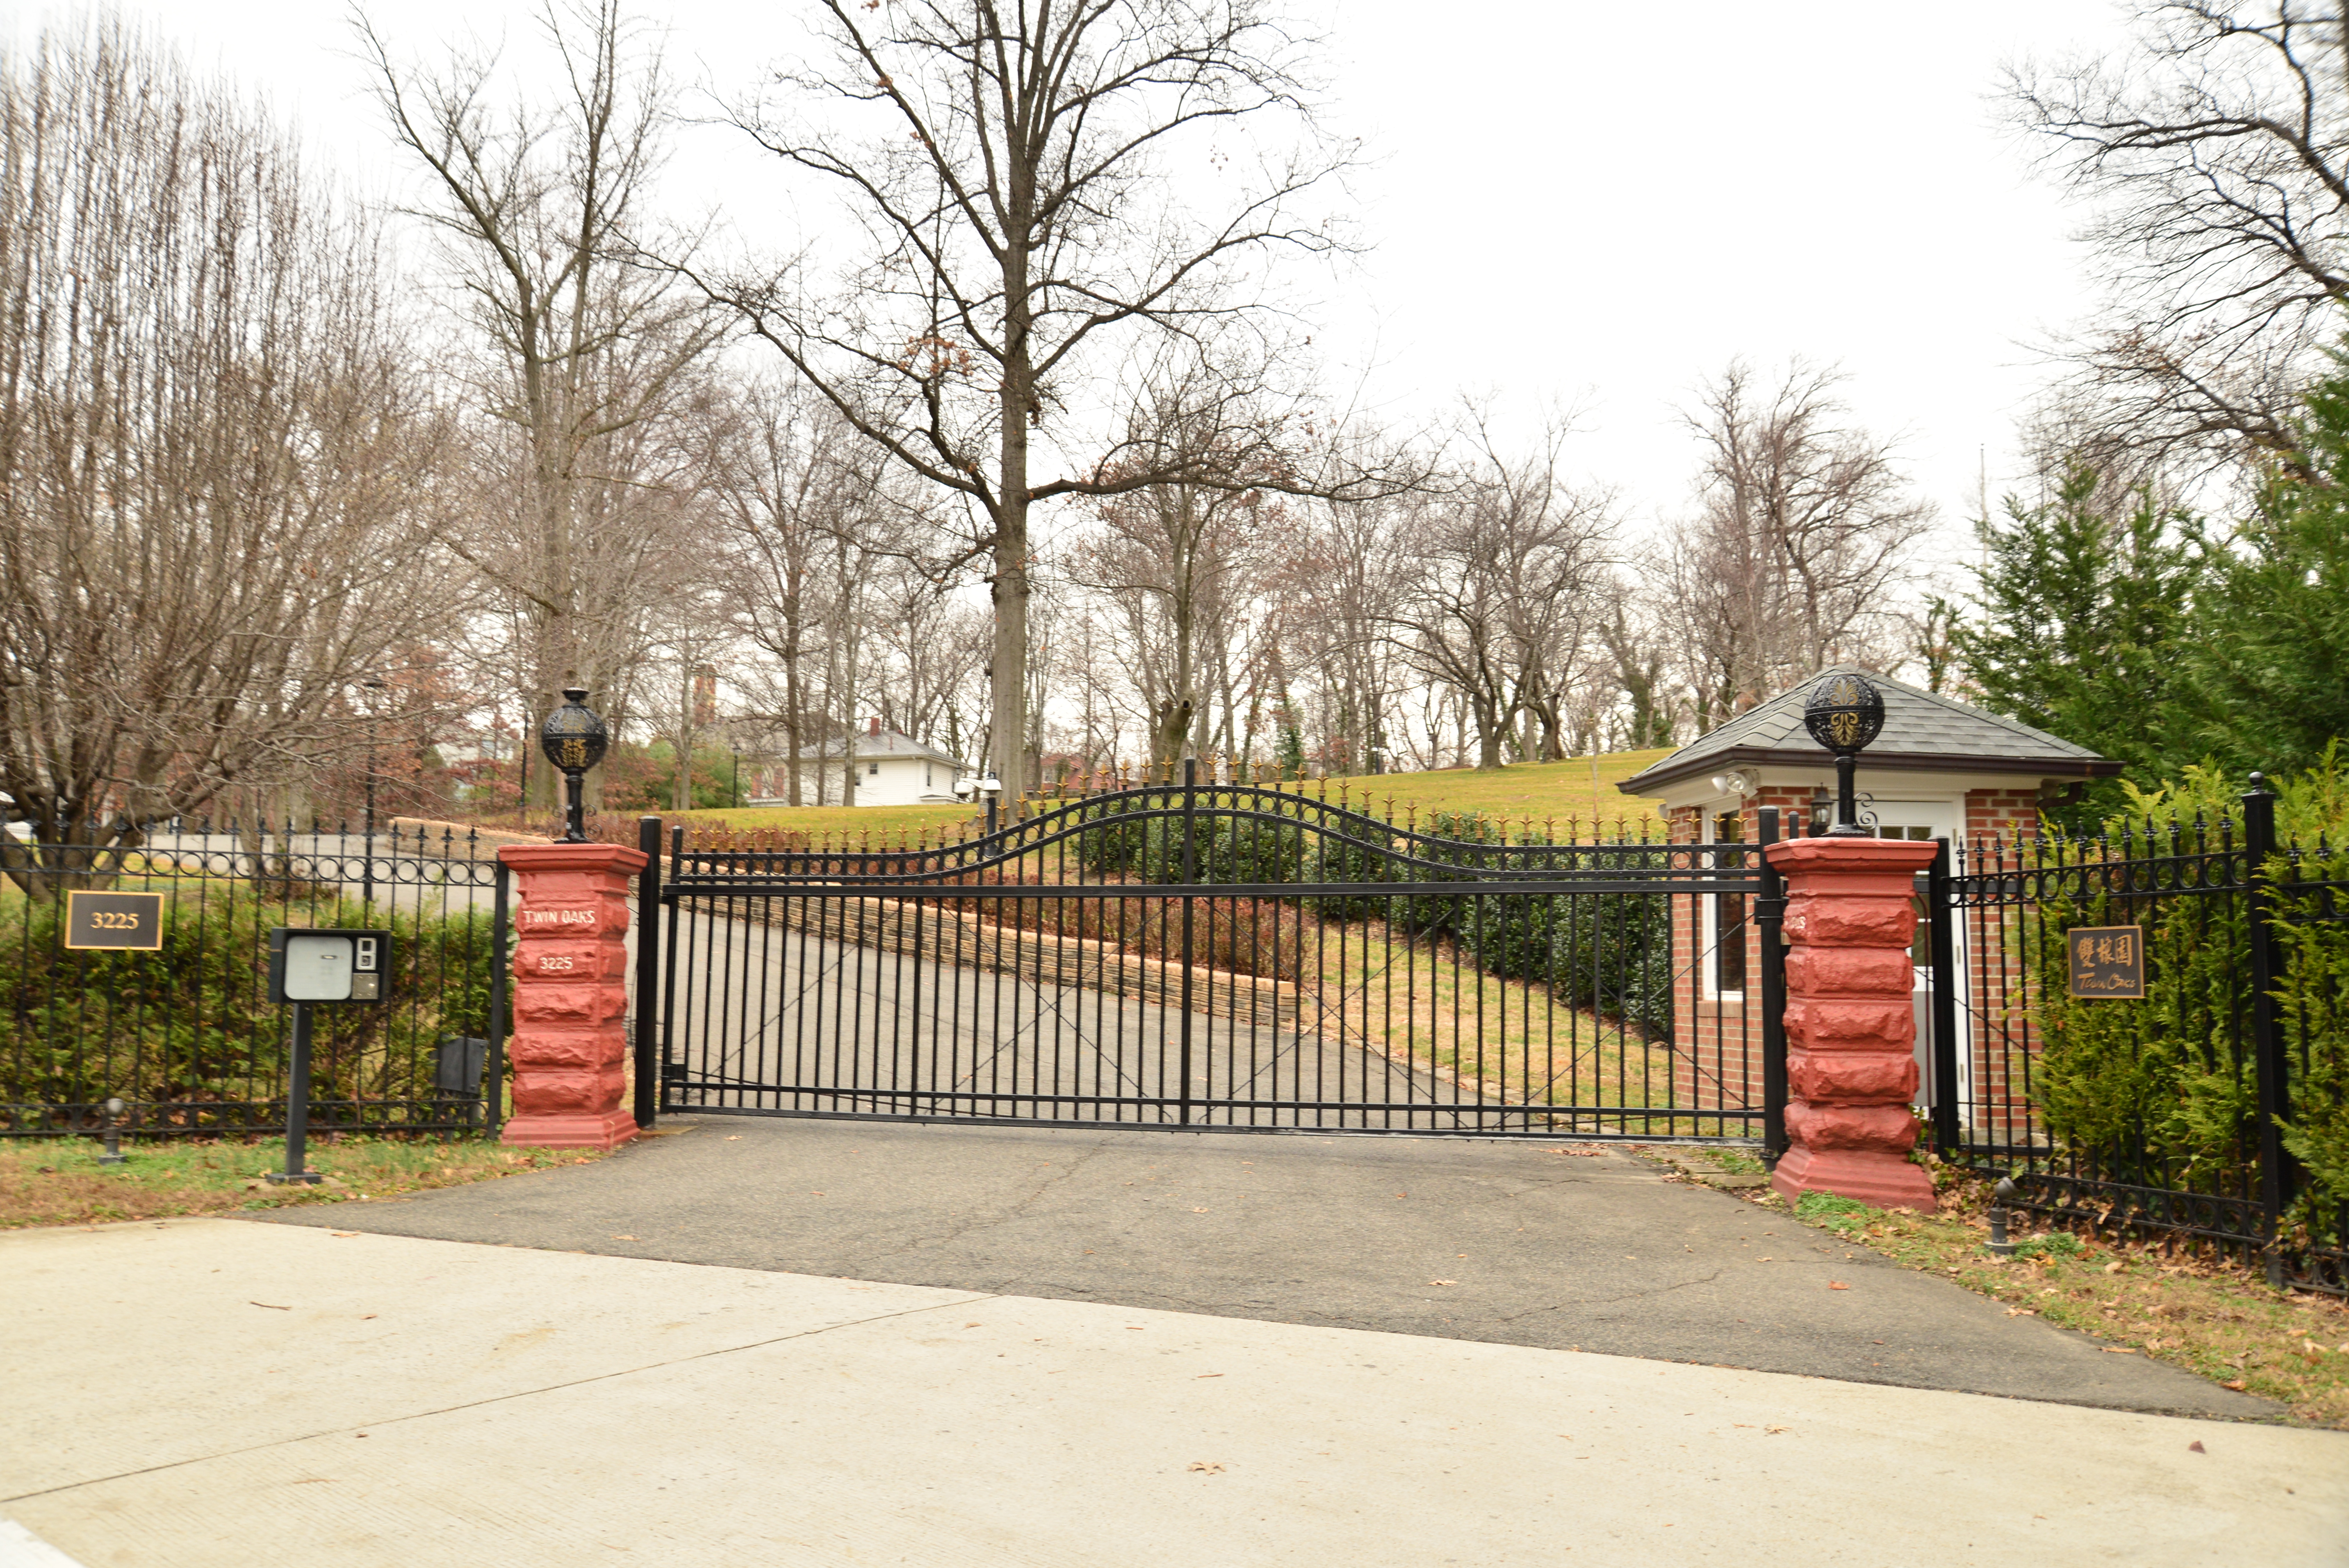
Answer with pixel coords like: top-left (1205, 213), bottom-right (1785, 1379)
top-left (268, 1002), bottom-right (323, 1185)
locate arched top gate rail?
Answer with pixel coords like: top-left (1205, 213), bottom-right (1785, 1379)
top-left (650, 768), bottom-right (1781, 1144)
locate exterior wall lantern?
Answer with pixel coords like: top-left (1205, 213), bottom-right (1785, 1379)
top-left (1802, 671), bottom-right (1885, 837)
top-left (538, 688), bottom-right (610, 844)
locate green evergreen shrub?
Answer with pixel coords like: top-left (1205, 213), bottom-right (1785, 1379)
top-left (2027, 753), bottom-right (2349, 1220)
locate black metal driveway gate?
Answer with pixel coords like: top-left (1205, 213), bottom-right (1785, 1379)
top-left (646, 768), bottom-right (1786, 1143)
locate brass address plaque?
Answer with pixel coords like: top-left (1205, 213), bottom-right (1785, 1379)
top-left (2066, 925), bottom-right (2145, 999)
top-left (64, 890), bottom-right (165, 951)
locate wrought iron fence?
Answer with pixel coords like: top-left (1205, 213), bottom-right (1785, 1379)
top-left (1936, 785), bottom-right (2349, 1294)
top-left (1, 823), bottom-right (510, 1140)
top-left (654, 770), bottom-right (1776, 1140)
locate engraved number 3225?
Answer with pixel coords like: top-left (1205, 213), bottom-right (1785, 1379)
top-left (537, 955), bottom-right (575, 972)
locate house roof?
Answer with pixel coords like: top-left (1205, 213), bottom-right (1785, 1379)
top-left (779, 729), bottom-right (963, 769)
top-left (1617, 665), bottom-right (2122, 796)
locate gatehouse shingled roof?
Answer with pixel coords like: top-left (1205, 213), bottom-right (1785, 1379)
top-left (1616, 665), bottom-right (2121, 797)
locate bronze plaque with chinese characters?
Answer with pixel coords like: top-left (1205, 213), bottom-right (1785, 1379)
top-left (2067, 925), bottom-right (2146, 999)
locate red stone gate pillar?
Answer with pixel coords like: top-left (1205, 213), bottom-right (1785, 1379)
top-left (497, 841), bottom-right (647, 1150)
top-left (1765, 836), bottom-right (1938, 1211)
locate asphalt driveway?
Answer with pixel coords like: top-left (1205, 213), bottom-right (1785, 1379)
top-left (256, 1115), bottom-right (2270, 1419)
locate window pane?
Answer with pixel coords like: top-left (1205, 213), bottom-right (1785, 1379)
top-left (1716, 893), bottom-right (1747, 992)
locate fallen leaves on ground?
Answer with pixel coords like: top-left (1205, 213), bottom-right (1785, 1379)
top-left (1187, 1461), bottom-right (1224, 1474)
top-left (1743, 1164), bottom-right (2349, 1428)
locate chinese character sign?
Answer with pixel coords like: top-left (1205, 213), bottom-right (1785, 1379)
top-left (2066, 925), bottom-right (2145, 999)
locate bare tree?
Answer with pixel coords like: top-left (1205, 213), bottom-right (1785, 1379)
top-left (870, 556), bottom-right (989, 752)
top-left (357, 1), bottom-right (726, 800)
top-left (1070, 352), bottom-right (1306, 770)
top-left (0, 21), bottom-right (454, 875)
top-left (1596, 591), bottom-right (1677, 749)
top-left (1664, 360), bottom-right (1933, 728)
top-left (1274, 444), bottom-right (1421, 776)
top-left (716, 375), bottom-right (871, 804)
top-left (699, 1), bottom-right (1390, 794)
top-left (1387, 421), bottom-right (1615, 771)
top-left (2004, 2), bottom-right (2349, 476)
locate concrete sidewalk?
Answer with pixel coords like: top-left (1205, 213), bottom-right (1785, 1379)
top-left (4, 1219), bottom-right (2342, 1567)
top-left (265, 1115), bottom-right (2267, 1417)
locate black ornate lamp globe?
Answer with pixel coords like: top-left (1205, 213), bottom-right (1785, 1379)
top-left (1801, 670), bottom-right (1885, 837)
top-left (538, 687), bottom-right (609, 843)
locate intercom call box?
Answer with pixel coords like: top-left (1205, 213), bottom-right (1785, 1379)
top-left (267, 928), bottom-right (393, 1004)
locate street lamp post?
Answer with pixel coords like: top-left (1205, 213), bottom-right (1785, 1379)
top-left (539, 688), bottom-right (610, 844)
top-left (361, 677), bottom-right (386, 904)
top-left (1801, 671), bottom-right (1886, 837)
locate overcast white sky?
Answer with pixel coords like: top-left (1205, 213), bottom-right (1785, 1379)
top-left (9, 0), bottom-right (2134, 584)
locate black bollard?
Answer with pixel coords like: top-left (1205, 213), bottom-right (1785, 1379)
top-left (1985, 1175), bottom-right (2018, 1256)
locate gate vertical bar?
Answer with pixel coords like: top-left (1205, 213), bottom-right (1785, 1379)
top-left (1755, 807), bottom-right (1788, 1161)
top-left (487, 858), bottom-right (509, 1133)
top-left (1178, 757), bottom-right (1198, 1126)
top-left (662, 825), bottom-right (686, 1114)
top-left (633, 814), bottom-right (662, 1130)
top-left (1927, 836), bottom-right (1960, 1157)
top-left (2243, 777), bottom-right (2293, 1285)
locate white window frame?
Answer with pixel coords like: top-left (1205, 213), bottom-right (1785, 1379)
top-left (1701, 802), bottom-right (1745, 1002)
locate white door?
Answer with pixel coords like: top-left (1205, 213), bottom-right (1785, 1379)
top-left (1861, 800), bottom-right (1961, 1115)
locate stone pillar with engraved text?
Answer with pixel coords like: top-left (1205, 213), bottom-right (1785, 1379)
top-left (497, 840), bottom-right (646, 1149)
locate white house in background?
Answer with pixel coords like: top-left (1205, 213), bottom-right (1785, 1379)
top-left (745, 720), bottom-right (966, 807)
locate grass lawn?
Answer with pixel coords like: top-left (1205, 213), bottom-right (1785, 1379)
top-left (663, 748), bottom-right (1676, 850)
top-left (1296, 749), bottom-right (1674, 835)
top-left (1296, 916), bottom-right (1732, 1135)
top-left (0, 1134), bottom-right (612, 1229)
top-left (1660, 1149), bottom-right (2349, 1427)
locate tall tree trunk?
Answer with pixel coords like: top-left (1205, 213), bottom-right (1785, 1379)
top-left (992, 237), bottom-right (1034, 795)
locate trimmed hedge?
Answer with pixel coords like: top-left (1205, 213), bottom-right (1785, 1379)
top-left (1, 879), bottom-right (496, 1121)
top-left (1067, 801), bottom-right (1672, 1039)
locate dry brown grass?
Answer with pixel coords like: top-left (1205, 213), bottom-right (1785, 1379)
top-left (1682, 1153), bottom-right (2349, 1427)
top-left (0, 1134), bottom-right (610, 1228)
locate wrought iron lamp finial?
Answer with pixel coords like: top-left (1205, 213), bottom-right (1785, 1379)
top-left (1802, 671), bottom-right (1885, 837)
top-left (538, 688), bottom-right (609, 843)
